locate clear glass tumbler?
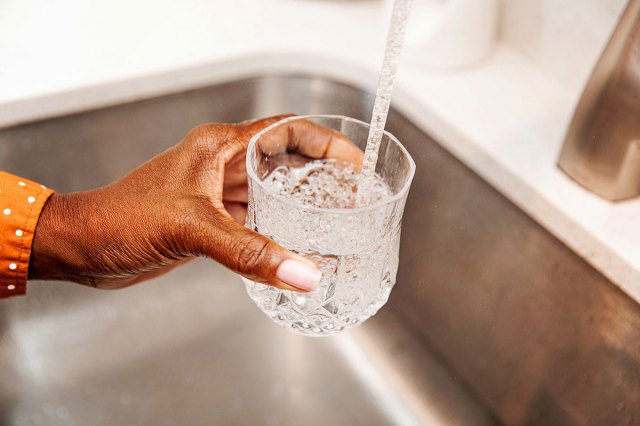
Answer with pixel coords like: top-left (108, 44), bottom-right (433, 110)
top-left (244, 115), bottom-right (415, 336)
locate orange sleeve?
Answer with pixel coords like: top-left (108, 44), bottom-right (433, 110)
top-left (0, 171), bottom-right (54, 299)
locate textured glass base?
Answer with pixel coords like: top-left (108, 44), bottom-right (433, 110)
top-left (244, 267), bottom-right (395, 337)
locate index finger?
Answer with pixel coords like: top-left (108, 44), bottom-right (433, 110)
top-left (257, 118), bottom-right (364, 170)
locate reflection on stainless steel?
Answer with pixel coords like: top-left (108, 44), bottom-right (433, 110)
top-left (0, 76), bottom-right (639, 425)
top-left (558, 0), bottom-right (640, 200)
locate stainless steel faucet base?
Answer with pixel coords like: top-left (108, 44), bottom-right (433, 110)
top-left (558, 0), bottom-right (640, 201)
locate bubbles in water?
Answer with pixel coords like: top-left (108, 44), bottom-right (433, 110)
top-left (266, 159), bottom-right (391, 209)
top-left (246, 160), bottom-right (403, 336)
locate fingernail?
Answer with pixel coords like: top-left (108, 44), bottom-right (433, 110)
top-left (276, 259), bottom-right (322, 291)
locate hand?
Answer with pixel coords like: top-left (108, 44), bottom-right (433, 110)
top-left (28, 115), bottom-right (363, 292)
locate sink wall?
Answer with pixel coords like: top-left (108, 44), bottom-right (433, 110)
top-left (392, 113), bottom-right (640, 424)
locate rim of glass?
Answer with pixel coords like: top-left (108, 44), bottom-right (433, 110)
top-left (246, 114), bottom-right (416, 214)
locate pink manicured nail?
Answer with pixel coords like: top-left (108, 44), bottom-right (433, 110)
top-left (276, 259), bottom-right (322, 291)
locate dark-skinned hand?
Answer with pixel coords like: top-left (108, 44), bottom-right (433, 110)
top-left (28, 115), bottom-right (363, 292)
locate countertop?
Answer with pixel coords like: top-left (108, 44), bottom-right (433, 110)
top-left (1, 0), bottom-right (639, 301)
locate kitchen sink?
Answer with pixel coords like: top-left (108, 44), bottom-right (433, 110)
top-left (0, 76), bottom-right (638, 425)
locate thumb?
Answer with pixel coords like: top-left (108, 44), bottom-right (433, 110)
top-left (196, 213), bottom-right (322, 292)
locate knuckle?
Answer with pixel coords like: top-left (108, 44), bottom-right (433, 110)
top-left (185, 125), bottom-right (219, 151)
top-left (184, 124), bottom-right (243, 159)
top-left (232, 236), bottom-right (272, 274)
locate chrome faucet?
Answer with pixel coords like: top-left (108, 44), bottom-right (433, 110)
top-left (558, 0), bottom-right (640, 201)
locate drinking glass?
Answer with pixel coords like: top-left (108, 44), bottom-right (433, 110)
top-left (244, 115), bottom-right (415, 336)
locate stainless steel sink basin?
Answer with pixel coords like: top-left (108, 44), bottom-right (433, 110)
top-left (1, 76), bottom-right (639, 425)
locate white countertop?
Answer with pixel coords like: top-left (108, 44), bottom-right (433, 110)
top-left (1, 0), bottom-right (639, 301)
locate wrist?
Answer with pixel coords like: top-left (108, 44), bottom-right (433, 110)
top-left (29, 192), bottom-right (89, 281)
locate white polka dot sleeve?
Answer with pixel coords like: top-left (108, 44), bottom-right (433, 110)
top-left (0, 171), bottom-right (54, 299)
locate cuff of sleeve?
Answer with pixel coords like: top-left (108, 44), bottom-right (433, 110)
top-left (0, 172), bottom-right (54, 299)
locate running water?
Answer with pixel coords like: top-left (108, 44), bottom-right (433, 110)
top-left (243, 0), bottom-right (416, 334)
top-left (359, 0), bottom-right (413, 201)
